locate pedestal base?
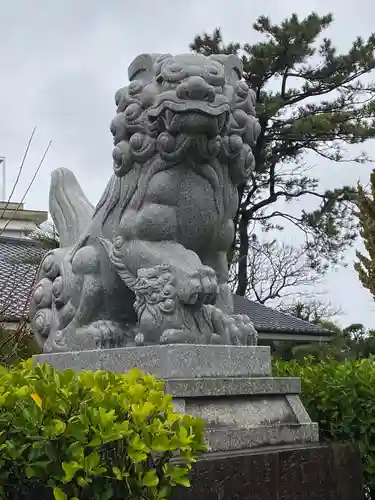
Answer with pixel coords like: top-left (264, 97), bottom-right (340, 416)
top-left (171, 443), bottom-right (364, 500)
top-left (36, 344), bottom-right (271, 378)
top-left (168, 375), bottom-right (318, 452)
top-left (35, 344), bottom-right (318, 451)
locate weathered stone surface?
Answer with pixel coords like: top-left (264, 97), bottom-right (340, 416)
top-left (286, 394), bottom-right (315, 424)
top-left (29, 51), bottom-right (261, 353)
top-left (164, 376), bottom-right (301, 397)
top-left (205, 424), bottom-right (319, 452)
top-left (162, 375), bottom-right (318, 452)
top-left (36, 344), bottom-right (271, 378)
top-left (172, 443), bottom-right (364, 500)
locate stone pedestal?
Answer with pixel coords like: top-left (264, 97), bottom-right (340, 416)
top-left (172, 443), bottom-right (364, 500)
top-left (36, 344), bottom-right (318, 452)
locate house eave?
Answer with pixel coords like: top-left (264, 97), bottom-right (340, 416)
top-left (0, 320), bottom-right (334, 343)
top-left (258, 331), bottom-right (332, 342)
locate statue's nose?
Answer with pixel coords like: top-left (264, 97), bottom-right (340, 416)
top-left (176, 76), bottom-right (215, 102)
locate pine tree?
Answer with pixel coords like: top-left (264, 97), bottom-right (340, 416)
top-left (355, 169), bottom-right (375, 297)
top-left (191, 13), bottom-right (375, 296)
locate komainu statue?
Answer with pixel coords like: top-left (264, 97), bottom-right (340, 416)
top-left (30, 52), bottom-right (261, 352)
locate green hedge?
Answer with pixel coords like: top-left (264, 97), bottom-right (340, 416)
top-left (273, 356), bottom-right (375, 494)
top-left (0, 361), bottom-right (206, 499)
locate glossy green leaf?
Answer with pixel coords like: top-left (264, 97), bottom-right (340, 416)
top-left (62, 461), bottom-right (81, 482)
top-left (142, 469), bottom-right (159, 487)
top-left (84, 451), bottom-right (100, 471)
top-left (112, 466), bottom-right (122, 480)
top-left (53, 487), bottom-right (67, 500)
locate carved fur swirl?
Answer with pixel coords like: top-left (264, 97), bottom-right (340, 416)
top-left (109, 53), bottom-right (261, 186)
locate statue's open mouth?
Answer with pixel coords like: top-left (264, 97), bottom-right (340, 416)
top-left (148, 98), bottom-right (230, 137)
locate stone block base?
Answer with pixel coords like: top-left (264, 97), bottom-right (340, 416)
top-left (35, 344), bottom-right (318, 452)
top-left (172, 443), bottom-right (364, 500)
top-left (168, 375), bottom-right (318, 451)
top-left (36, 344), bottom-right (271, 378)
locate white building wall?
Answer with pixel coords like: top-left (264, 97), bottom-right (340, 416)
top-left (0, 219), bottom-right (39, 239)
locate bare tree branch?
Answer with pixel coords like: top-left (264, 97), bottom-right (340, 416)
top-left (230, 237), bottom-right (323, 305)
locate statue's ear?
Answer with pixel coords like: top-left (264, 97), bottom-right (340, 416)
top-left (128, 53), bottom-right (172, 82)
top-left (209, 54), bottom-right (243, 84)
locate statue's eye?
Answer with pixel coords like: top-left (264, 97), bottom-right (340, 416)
top-left (161, 63), bottom-right (187, 82)
top-left (204, 67), bottom-right (225, 86)
top-left (169, 64), bottom-right (183, 73)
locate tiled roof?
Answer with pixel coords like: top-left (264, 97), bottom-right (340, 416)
top-left (233, 294), bottom-right (330, 336)
top-left (0, 237), bottom-right (329, 337)
top-left (0, 237), bottom-right (45, 320)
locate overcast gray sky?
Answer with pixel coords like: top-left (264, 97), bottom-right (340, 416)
top-left (1, 0), bottom-right (375, 327)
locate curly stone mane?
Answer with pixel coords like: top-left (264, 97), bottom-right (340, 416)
top-left (95, 52), bottom-right (260, 227)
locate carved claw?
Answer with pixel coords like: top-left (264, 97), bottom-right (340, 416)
top-left (42, 319), bottom-right (137, 353)
top-left (231, 314), bottom-right (258, 346)
top-left (206, 306), bottom-right (258, 346)
top-left (177, 265), bottom-right (219, 305)
top-left (159, 328), bottom-right (198, 344)
top-left (84, 320), bottom-right (130, 349)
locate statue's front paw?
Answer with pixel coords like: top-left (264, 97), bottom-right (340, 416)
top-left (177, 265), bottom-right (219, 305)
top-left (52, 320), bottom-right (136, 351)
top-left (84, 320), bottom-right (135, 348)
top-left (227, 314), bottom-right (258, 346)
top-left (208, 307), bottom-right (258, 346)
top-left (159, 328), bottom-right (197, 344)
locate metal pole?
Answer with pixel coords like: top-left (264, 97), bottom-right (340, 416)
top-left (0, 156), bottom-right (5, 200)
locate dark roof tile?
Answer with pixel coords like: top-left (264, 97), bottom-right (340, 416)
top-left (232, 294), bottom-right (330, 336)
top-left (0, 237), bottom-right (45, 320)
